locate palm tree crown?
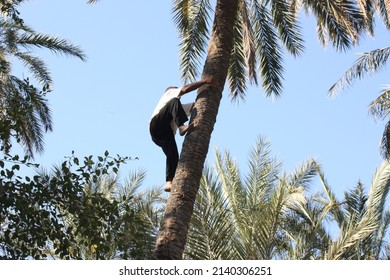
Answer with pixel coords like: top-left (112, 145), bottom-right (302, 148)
top-left (174, 0), bottom-right (365, 99)
top-left (185, 137), bottom-right (390, 259)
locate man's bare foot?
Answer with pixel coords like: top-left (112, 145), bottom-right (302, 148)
top-left (164, 181), bottom-right (172, 192)
top-left (179, 123), bottom-right (193, 136)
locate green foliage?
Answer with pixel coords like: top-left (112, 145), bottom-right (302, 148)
top-left (0, 4), bottom-right (86, 157)
top-left (0, 150), bottom-right (163, 259)
top-left (185, 136), bottom-right (320, 259)
top-left (173, 0), bottom-right (364, 99)
top-left (185, 137), bottom-right (390, 260)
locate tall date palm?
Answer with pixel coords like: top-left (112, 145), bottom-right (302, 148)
top-left (154, 0), bottom-right (365, 259)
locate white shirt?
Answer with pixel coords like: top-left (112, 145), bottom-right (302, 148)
top-left (150, 87), bottom-right (193, 134)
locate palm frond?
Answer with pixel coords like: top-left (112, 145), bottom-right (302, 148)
top-left (136, 186), bottom-right (165, 230)
top-left (240, 0), bottom-right (258, 86)
top-left (344, 181), bottom-right (367, 224)
top-left (375, 211), bottom-right (390, 258)
top-left (214, 148), bottom-right (246, 215)
top-left (325, 161), bottom-right (390, 259)
top-left (14, 52), bottom-right (52, 85)
top-left (284, 198), bottom-right (333, 260)
top-left (0, 16), bottom-right (86, 157)
top-left (270, 0), bottom-right (305, 57)
top-left (380, 120), bottom-right (390, 160)
top-left (328, 47), bottom-right (390, 97)
top-left (367, 87), bottom-right (390, 159)
top-left (213, 137), bottom-right (286, 259)
top-left (376, 0), bottom-right (390, 28)
top-left (325, 214), bottom-right (377, 259)
top-left (250, 1), bottom-right (284, 97)
top-left (368, 86), bottom-right (390, 120)
top-left (117, 169), bottom-right (147, 206)
top-left (5, 76), bottom-right (52, 156)
top-left (366, 160), bottom-right (390, 222)
top-left (245, 136), bottom-right (281, 200)
top-left (174, 0), bottom-right (212, 83)
top-left (356, 0), bottom-right (375, 34)
top-left (17, 33), bottom-right (87, 62)
top-left (185, 166), bottom-right (236, 259)
top-left (303, 0), bottom-right (364, 51)
top-left (315, 163), bottom-right (345, 226)
top-left (286, 158), bottom-right (319, 190)
top-left (227, 9), bottom-right (248, 100)
top-left (0, 51), bottom-right (11, 78)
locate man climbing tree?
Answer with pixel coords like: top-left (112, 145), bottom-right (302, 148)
top-left (149, 77), bottom-right (217, 192)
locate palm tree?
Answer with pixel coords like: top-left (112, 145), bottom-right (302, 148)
top-left (0, 15), bottom-right (86, 157)
top-left (322, 161), bottom-right (390, 259)
top-left (329, 1), bottom-right (390, 159)
top-left (185, 136), bottom-right (326, 259)
top-left (184, 138), bottom-right (390, 260)
top-left (286, 160), bottom-right (390, 260)
top-left (154, 0), bottom-right (366, 259)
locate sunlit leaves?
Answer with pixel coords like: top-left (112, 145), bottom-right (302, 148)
top-left (0, 13), bottom-right (86, 157)
top-left (173, 0), bottom-right (212, 83)
top-left (329, 47), bottom-right (390, 97)
top-left (0, 150), bottom-right (160, 259)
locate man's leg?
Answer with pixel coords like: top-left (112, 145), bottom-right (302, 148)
top-left (149, 98), bottom-right (189, 191)
top-left (160, 133), bottom-right (179, 192)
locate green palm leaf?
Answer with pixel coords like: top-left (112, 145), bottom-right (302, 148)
top-left (328, 47), bottom-right (390, 97)
top-left (0, 17), bottom-right (85, 157)
top-left (356, 0), bottom-right (375, 33)
top-left (185, 166), bottom-right (236, 259)
top-left (17, 33), bottom-right (87, 62)
top-left (325, 215), bottom-right (377, 259)
top-left (376, 0), bottom-right (390, 28)
top-left (227, 11), bottom-right (248, 100)
top-left (379, 120), bottom-right (390, 159)
top-left (269, 0), bottom-right (304, 57)
top-left (368, 87), bottom-right (390, 119)
top-left (251, 1), bottom-right (284, 97)
top-left (366, 160), bottom-right (390, 222)
top-left (239, 0), bottom-right (258, 86)
top-left (14, 52), bottom-right (52, 85)
top-left (173, 0), bottom-right (212, 83)
top-left (302, 0), bottom-right (364, 51)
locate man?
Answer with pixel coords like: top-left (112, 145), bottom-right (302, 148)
top-left (149, 76), bottom-right (217, 192)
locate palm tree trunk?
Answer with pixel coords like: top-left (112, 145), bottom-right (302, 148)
top-left (154, 0), bottom-right (239, 260)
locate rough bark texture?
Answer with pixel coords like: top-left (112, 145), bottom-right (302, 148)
top-left (154, 0), bottom-right (239, 260)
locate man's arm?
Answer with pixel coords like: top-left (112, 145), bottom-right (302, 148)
top-left (178, 76), bottom-right (218, 97)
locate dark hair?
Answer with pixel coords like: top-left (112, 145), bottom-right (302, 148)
top-left (165, 86), bottom-right (178, 92)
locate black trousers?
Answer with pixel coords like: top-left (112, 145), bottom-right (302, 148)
top-left (150, 98), bottom-right (189, 182)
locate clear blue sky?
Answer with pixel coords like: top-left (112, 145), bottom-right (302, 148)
top-left (14, 0), bottom-right (390, 199)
